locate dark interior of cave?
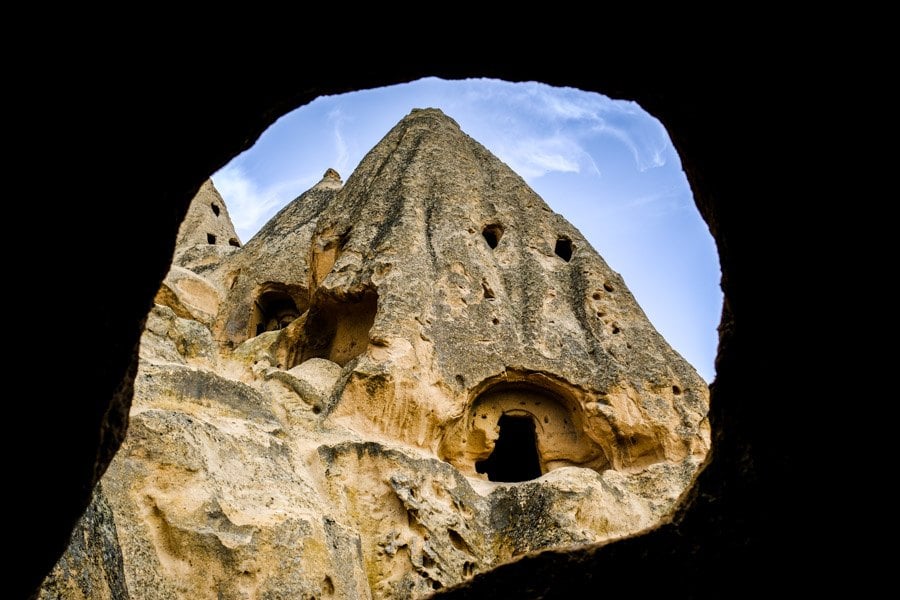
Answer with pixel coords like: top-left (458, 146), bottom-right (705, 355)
top-left (553, 238), bottom-right (573, 262)
top-left (476, 415), bottom-right (543, 482)
top-left (252, 290), bottom-right (302, 336)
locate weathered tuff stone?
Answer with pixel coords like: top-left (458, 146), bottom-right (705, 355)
top-left (43, 108), bottom-right (710, 599)
top-left (37, 484), bottom-right (129, 600)
top-left (173, 179), bottom-right (242, 272)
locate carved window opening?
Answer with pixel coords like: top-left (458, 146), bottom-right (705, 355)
top-left (439, 379), bottom-right (610, 480)
top-left (207, 233), bottom-right (217, 244)
top-left (228, 238), bottom-right (241, 247)
top-left (476, 414), bottom-right (542, 482)
top-left (250, 288), bottom-right (304, 337)
top-left (211, 203), bottom-right (220, 216)
top-left (482, 224), bottom-right (503, 249)
top-left (300, 289), bottom-right (378, 368)
top-left (554, 237), bottom-right (573, 261)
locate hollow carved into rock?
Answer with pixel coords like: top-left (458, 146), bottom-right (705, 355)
top-left (441, 376), bottom-right (610, 481)
top-left (249, 283), bottom-right (308, 337)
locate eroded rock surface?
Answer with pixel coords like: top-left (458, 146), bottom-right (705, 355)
top-left (43, 108), bottom-right (709, 599)
top-left (38, 484), bottom-right (129, 600)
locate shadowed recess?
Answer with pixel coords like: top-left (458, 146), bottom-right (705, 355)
top-left (300, 289), bottom-right (378, 367)
top-left (482, 224), bottom-right (503, 249)
top-left (554, 238), bottom-right (573, 262)
top-left (476, 415), bottom-right (543, 482)
top-left (250, 285), bottom-right (307, 338)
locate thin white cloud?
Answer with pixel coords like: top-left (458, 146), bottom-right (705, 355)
top-left (211, 165), bottom-right (317, 242)
top-left (534, 90), bottom-right (602, 121)
top-left (460, 79), bottom-right (671, 174)
top-left (589, 122), bottom-right (667, 172)
top-left (512, 151), bottom-right (580, 179)
top-left (462, 78), bottom-right (616, 123)
top-left (582, 149), bottom-right (603, 178)
top-left (454, 79), bottom-right (672, 179)
top-left (622, 187), bottom-right (693, 217)
top-left (328, 108), bottom-right (352, 174)
top-left (494, 134), bottom-right (584, 180)
top-left (626, 191), bottom-right (668, 209)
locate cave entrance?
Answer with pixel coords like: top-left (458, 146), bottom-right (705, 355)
top-left (250, 288), bottom-right (304, 337)
top-left (299, 289), bottom-right (378, 367)
top-left (475, 414), bottom-right (542, 482)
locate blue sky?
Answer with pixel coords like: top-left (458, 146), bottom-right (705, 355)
top-left (212, 77), bottom-right (721, 382)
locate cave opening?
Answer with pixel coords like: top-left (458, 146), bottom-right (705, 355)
top-left (482, 224), bottom-right (503, 249)
top-left (476, 414), bottom-right (543, 482)
top-left (299, 289), bottom-right (378, 367)
top-left (251, 289), bottom-right (303, 336)
top-left (554, 237), bottom-right (573, 261)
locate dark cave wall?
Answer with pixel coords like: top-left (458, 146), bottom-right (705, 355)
top-left (17, 56), bottom-right (787, 599)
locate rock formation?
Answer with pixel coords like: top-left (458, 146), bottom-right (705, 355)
top-left (42, 108), bottom-right (709, 599)
top-left (172, 179), bottom-right (242, 272)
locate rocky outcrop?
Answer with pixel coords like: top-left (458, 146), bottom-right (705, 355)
top-left (173, 179), bottom-right (242, 272)
top-left (43, 109), bottom-right (709, 599)
top-left (37, 484), bottom-right (129, 600)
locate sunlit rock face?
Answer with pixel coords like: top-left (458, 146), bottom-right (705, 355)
top-left (42, 108), bottom-right (709, 599)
